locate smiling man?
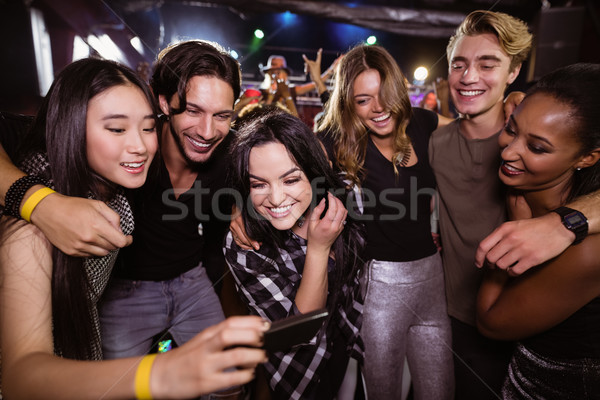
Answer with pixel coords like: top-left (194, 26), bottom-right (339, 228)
top-left (95, 40), bottom-right (241, 361)
top-left (160, 75), bottom-right (234, 167)
top-left (430, 9), bottom-right (600, 399)
top-left (428, 10), bottom-right (533, 399)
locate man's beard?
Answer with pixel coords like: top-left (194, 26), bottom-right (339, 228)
top-left (168, 119), bottom-right (209, 169)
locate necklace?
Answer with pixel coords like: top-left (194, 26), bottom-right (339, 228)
top-left (395, 144), bottom-right (412, 167)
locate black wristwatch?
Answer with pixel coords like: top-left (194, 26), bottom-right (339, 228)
top-left (552, 206), bottom-right (589, 245)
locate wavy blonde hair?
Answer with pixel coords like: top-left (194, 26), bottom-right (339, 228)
top-left (446, 10), bottom-right (533, 72)
top-left (318, 44), bottom-right (412, 186)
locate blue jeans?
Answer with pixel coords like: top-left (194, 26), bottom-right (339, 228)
top-left (98, 265), bottom-right (225, 359)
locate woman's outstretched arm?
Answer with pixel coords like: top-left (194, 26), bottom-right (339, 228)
top-left (0, 221), bottom-right (268, 400)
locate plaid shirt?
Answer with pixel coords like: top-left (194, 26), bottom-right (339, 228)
top-left (224, 230), bottom-right (364, 399)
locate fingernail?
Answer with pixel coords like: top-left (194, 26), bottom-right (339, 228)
top-left (261, 320), bottom-right (271, 331)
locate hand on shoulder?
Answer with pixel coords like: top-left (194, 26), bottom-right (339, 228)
top-left (31, 192), bottom-right (131, 257)
top-left (475, 211), bottom-right (574, 275)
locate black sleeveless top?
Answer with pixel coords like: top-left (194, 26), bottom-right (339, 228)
top-left (320, 108), bottom-right (439, 262)
top-left (524, 297), bottom-right (600, 359)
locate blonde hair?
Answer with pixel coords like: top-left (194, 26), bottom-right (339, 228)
top-left (447, 10), bottom-right (533, 72)
top-left (317, 44), bottom-right (412, 186)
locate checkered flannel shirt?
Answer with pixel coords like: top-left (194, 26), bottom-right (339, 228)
top-left (224, 230), bottom-right (364, 399)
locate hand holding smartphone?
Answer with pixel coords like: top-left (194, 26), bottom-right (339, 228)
top-left (263, 309), bottom-right (328, 353)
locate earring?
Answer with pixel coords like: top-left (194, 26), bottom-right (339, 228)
top-left (576, 167), bottom-right (582, 171)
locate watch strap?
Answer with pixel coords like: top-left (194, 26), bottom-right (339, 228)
top-left (553, 206), bottom-right (589, 245)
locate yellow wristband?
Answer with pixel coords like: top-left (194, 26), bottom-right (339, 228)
top-left (135, 354), bottom-right (157, 400)
top-left (20, 187), bottom-right (56, 222)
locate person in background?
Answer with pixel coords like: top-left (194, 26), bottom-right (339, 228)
top-left (241, 51), bottom-right (340, 117)
top-left (477, 62), bottom-right (600, 399)
top-left (303, 48), bottom-right (343, 106)
top-left (232, 102), bottom-right (292, 131)
top-left (419, 90), bottom-right (439, 113)
top-left (224, 110), bottom-right (366, 399)
top-left (317, 43), bottom-right (454, 400)
top-left (0, 57), bottom-right (268, 400)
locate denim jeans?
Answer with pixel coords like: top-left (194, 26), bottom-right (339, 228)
top-left (98, 264), bottom-right (225, 359)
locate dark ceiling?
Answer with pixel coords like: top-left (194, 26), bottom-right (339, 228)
top-left (1, 0), bottom-right (598, 114)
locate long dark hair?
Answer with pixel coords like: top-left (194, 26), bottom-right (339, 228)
top-left (525, 63), bottom-right (600, 203)
top-left (230, 110), bottom-right (365, 309)
top-left (18, 57), bottom-right (158, 359)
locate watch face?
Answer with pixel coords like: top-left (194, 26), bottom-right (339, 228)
top-left (565, 212), bottom-right (586, 228)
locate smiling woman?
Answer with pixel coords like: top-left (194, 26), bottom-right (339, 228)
top-left (248, 141), bottom-right (314, 231)
top-left (0, 57), bottom-right (269, 400)
top-left (477, 63), bottom-right (600, 398)
top-left (498, 92), bottom-right (590, 193)
top-left (317, 43), bottom-right (454, 399)
top-left (224, 109), bottom-right (366, 399)
top-left (86, 84), bottom-right (158, 190)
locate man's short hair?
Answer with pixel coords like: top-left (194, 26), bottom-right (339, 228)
top-left (447, 10), bottom-right (533, 72)
top-left (150, 40), bottom-right (242, 114)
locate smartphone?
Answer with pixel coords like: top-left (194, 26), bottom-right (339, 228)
top-left (263, 308), bottom-right (329, 353)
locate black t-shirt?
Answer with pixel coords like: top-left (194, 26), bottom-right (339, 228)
top-left (114, 131), bottom-right (235, 282)
top-left (320, 107), bottom-right (438, 262)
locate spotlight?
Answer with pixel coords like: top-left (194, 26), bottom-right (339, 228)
top-left (254, 29), bottom-right (265, 39)
top-left (130, 36), bottom-right (144, 56)
top-left (72, 35), bottom-right (90, 61)
top-left (366, 35), bottom-right (377, 45)
top-left (87, 34), bottom-right (124, 63)
top-left (279, 11), bottom-right (298, 25)
top-left (413, 66), bottom-right (428, 82)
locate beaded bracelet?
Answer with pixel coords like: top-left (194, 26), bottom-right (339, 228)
top-left (4, 175), bottom-right (49, 219)
top-left (135, 354), bottom-right (157, 400)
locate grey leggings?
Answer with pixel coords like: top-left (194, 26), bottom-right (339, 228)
top-left (362, 253), bottom-right (454, 400)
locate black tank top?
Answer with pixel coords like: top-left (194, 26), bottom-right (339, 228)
top-left (524, 297), bottom-right (600, 359)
